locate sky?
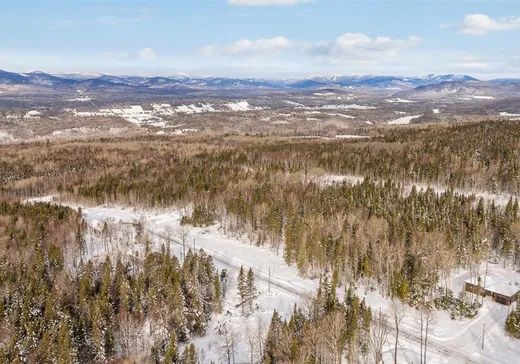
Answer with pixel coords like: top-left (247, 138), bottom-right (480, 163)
top-left (0, 0), bottom-right (519, 79)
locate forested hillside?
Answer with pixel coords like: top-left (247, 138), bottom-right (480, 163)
top-left (1, 120), bottom-right (520, 362)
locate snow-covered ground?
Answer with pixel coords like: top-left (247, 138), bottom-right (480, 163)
top-left (472, 95), bottom-right (494, 100)
top-left (321, 104), bottom-right (376, 110)
top-left (335, 134), bottom-right (370, 139)
top-left (500, 112), bottom-right (520, 118)
top-left (24, 110), bottom-right (41, 119)
top-left (386, 98), bottom-right (415, 103)
top-left (67, 96), bottom-right (92, 102)
top-left (313, 92), bottom-right (336, 96)
top-left (0, 130), bottom-right (16, 144)
top-left (26, 195), bottom-right (520, 363)
top-left (315, 173), bottom-right (516, 208)
top-left (387, 114), bottom-right (422, 125)
top-left (283, 100), bottom-right (305, 107)
top-left (325, 112), bottom-right (356, 119)
top-left (226, 100), bottom-right (262, 112)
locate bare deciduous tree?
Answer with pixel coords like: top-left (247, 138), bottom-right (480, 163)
top-left (417, 305), bottom-right (435, 364)
top-left (246, 315), bottom-right (268, 364)
top-left (321, 311), bottom-right (346, 364)
top-left (177, 225), bottom-right (191, 262)
top-left (117, 309), bottom-right (142, 358)
top-left (370, 308), bottom-right (389, 364)
top-left (219, 325), bottom-right (239, 364)
top-left (391, 299), bottom-right (406, 364)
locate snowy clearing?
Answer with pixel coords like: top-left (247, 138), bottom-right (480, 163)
top-left (500, 112), bottom-right (520, 117)
top-left (283, 100), bottom-right (305, 107)
top-left (472, 95), bottom-right (494, 100)
top-left (325, 112), bottom-right (356, 119)
top-left (386, 98), bottom-right (415, 103)
top-left (387, 114), bottom-right (422, 125)
top-left (0, 131), bottom-right (16, 143)
top-left (335, 134), bottom-right (370, 139)
top-left (321, 104), bottom-right (376, 110)
top-left (226, 100), bottom-right (262, 112)
top-left (66, 96), bottom-right (92, 102)
top-left (24, 110), bottom-right (41, 118)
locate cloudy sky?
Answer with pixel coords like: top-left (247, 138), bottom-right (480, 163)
top-left (1, 0), bottom-right (519, 79)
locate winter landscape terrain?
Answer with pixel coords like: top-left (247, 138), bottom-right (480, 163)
top-left (3, 1), bottom-right (520, 363)
top-left (1, 69), bottom-right (520, 143)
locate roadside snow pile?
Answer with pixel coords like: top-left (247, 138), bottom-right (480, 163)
top-left (433, 109), bottom-right (441, 114)
top-left (226, 100), bottom-right (262, 112)
top-left (24, 110), bottom-right (41, 119)
top-left (387, 114), bottom-right (422, 125)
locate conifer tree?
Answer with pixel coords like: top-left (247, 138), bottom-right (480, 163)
top-left (163, 332), bottom-right (179, 364)
top-left (213, 274), bottom-right (223, 314)
top-left (238, 266), bottom-right (246, 313)
top-left (182, 343), bottom-right (197, 364)
top-left (246, 267), bottom-right (255, 311)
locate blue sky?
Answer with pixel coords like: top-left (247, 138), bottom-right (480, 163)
top-left (1, 0), bottom-right (519, 79)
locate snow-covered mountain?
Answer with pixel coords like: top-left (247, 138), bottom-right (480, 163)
top-left (0, 68), bottom-right (518, 92)
top-left (394, 81), bottom-right (520, 100)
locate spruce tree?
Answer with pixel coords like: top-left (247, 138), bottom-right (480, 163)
top-left (181, 343), bottom-right (197, 364)
top-left (246, 267), bottom-right (255, 311)
top-left (237, 266), bottom-right (246, 313)
top-left (163, 332), bottom-right (179, 364)
top-left (213, 274), bottom-right (223, 314)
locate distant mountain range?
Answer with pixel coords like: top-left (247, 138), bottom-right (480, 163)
top-left (0, 69), bottom-right (519, 92)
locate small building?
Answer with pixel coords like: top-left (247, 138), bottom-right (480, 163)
top-left (465, 273), bottom-right (520, 306)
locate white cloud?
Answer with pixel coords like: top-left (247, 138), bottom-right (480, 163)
top-left (137, 48), bottom-right (157, 61)
top-left (453, 14), bottom-right (520, 35)
top-left (200, 37), bottom-right (293, 56)
top-left (228, 0), bottom-right (311, 5)
top-left (310, 33), bottom-right (422, 61)
top-left (200, 33), bottom-right (421, 62)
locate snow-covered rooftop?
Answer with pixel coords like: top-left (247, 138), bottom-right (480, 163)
top-left (465, 268), bottom-right (520, 297)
